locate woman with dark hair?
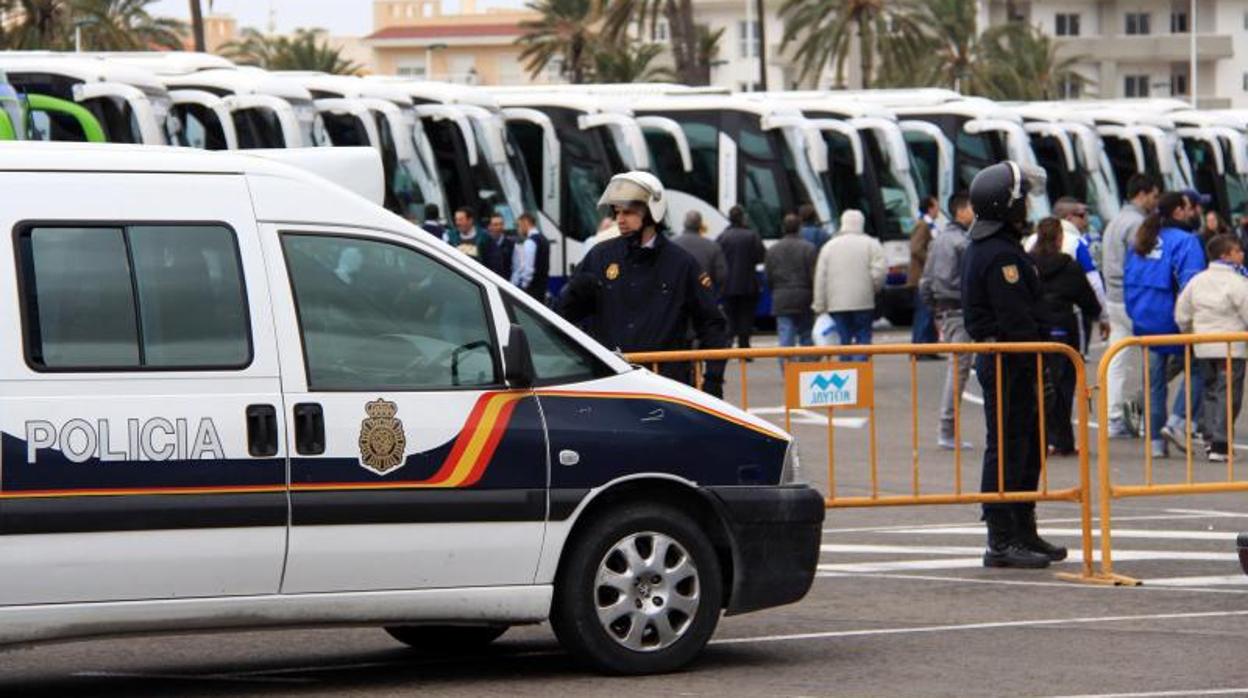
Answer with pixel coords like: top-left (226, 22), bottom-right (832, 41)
top-left (1202, 210), bottom-right (1232, 250)
top-left (1124, 191), bottom-right (1208, 458)
top-left (1031, 217), bottom-right (1102, 455)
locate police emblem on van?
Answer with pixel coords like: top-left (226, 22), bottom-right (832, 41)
top-left (358, 399), bottom-right (407, 475)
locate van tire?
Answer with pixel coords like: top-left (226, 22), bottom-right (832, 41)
top-left (551, 502), bottom-right (723, 675)
top-left (384, 625), bottom-right (508, 652)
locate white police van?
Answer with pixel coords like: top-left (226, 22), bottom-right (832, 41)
top-left (0, 142), bottom-right (822, 675)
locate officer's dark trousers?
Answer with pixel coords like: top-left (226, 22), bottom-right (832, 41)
top-left (977, 352), bottom-right (1042, 516)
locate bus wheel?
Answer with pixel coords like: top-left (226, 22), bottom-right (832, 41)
top-left (551, 502), bottom-right (723, 675)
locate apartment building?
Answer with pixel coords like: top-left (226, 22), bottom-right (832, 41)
top-left (983, 0), bottom-right (1248, 107)
top-left (364, 0), bottom-right (552, 85)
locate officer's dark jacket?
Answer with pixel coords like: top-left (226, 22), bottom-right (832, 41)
top-left (559, 230), bottom-right (728, 353)
top-left (961, 228), bottom-right (1046, 342)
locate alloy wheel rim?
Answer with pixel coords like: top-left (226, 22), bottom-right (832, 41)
top-left (593, 531), bottom-right (700, 652)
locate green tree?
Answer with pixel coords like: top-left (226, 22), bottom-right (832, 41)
top-left (221, 27), bottom-right (361, 74)
top-left (0, 0), bottom-right (184, 51)
top-left (976, 23), bottom-right (1088, 100)
top-left (600, 0), bottom-right (717, 86)
top-left (590, 41), bottom-right (674, 83)
top-left (74, 0), bottom-right (186, 51)
top-left (778, 0), bottom-right (924, 88)
top-left (516, 0), bottom-right (600, 84)
top-left (2, 0), bottom-right (72, 49)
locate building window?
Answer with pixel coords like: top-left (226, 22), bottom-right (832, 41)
top-left (652, 19), bottom-right (669, 43)
top-left (1055, 13), bottom-right (1080, 37)
top-left (738, 21), bottom-right (759, 58)
top-left (1242, 73), bottom-right (1248, 92)
top-left (397, 59), bottom-right (426, 78)
top-left (738, 81), bottom-right (762, 92)
top-left (423, 3), bottom-right (433, 17)
top-left (1125, 12), bottom-right (1151, 35)
top-left (1060, 76), bottom-right (1082, 99)
top-left (1171, 72), bottom-right (1188, 96)
top-left (1170, 11), bottom-right (1188, 33)
top-left (1124, 74), bottom-right (1150, 97)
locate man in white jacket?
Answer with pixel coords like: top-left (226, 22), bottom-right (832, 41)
top-left (1174, 234), bottom-right (1248, 461)
top-left (813, 209), bottom-right (886, 361)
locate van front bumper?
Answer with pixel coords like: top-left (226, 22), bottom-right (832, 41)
top-left (706, 485), bottom-right (825, 615)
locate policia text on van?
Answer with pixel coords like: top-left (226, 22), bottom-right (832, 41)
top-left (0, 142), bottom-right (822, 675)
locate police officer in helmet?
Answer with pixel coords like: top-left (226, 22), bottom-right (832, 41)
top-left (559, 171), bottom-right (727, 397)
top-left (961, 161), bottom-right (1067, 569)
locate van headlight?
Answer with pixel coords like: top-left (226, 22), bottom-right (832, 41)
top-left (780, 440), bottom-right (803, 485)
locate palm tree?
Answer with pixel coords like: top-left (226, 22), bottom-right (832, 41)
top-left (221, 28), bottom-right (361, 74)
top-left (778, 0), bottom-right (924, 88)
top-left (590, 42), bottom-right (674, 83)
top-left (600, 0), bottom-right (714, 86)
top-left (516, 0), bottom-right (600, 84)
top-left (976, 24), bottom-right (1089, 100)
top-left (74, 0), bottom-right (186, 51)
top-left (3, 0), bottom-right (72, 49)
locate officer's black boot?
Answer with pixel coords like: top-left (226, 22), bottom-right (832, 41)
top-left (982, 509), bottom-right (1050, 569)
top-left (1013, 507), bottom-right (1067, 561)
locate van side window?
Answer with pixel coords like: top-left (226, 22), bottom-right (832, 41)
top-left (507, 298), bottom-right (613, 385)
top-left (281, 234), bottom-right (500, 391)
top-left (18, 224), bottom-right (251, 370)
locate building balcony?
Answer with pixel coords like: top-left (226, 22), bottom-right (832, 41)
top-left (1055, 33), bottom-right (1232, 63)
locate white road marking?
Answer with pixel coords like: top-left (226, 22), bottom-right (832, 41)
top-left (747, 406), bottom-right (867, 428)
top-left (814, 571), bottom-right (1248, 594)
top-left (709, 609), bottom-right (1248, 645)
top-left (1046, 689), bottom-right (1248, 697)
top-left (818, 549), bottom-right (1237, 574)
top-left (822, 512), bottom-right (1222, 534)
top-left (1144, 575), bottom-right (1248, 587)
top-left (892, 526), bottom-right (1239, 541)
top-left (1165, 507), bottom-right (1248, 519)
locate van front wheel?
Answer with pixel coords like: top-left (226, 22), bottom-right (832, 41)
top-left (384, 625), bottom-right (508, 652)
top-left (551, 503), bottom-right (723, 674)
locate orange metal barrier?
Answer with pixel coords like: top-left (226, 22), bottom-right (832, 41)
top-left (1093, 332), bottom-right (1248, 585)
top-left (627, 341), bottom-right (1096, 581)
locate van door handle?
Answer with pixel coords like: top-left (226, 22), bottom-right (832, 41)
top-left (245, 404), bottom-right (278, 457)
top-left (293, 403), bottom-right (325, 455)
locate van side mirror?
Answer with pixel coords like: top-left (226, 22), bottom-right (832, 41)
top-left (503, 324), bottom-right (536, 389)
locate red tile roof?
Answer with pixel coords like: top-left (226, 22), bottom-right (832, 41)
top-left (365, 24), bottom-right (527, 41)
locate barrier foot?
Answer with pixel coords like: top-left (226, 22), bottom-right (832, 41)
top-left (1054, 571), bottom-right (1142, 586)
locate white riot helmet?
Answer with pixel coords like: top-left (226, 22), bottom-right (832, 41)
top-left (598, 171), bottom-right (666, 224)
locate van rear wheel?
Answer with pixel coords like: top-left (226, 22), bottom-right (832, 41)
top-left (384, 625), bottom-right (508, 652)
top-left (551, 502), bottom-right (723, 675)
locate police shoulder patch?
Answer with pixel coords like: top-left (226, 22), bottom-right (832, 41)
top-left (605, 262), bottom-right (620, 281)
top-left (1002, 264), bottom-right (1020, 284)
top-left (699, 271), bottom-right (712, 289)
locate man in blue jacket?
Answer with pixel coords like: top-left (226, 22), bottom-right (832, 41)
top-left (1124, 191), bottom-right (1208, 458)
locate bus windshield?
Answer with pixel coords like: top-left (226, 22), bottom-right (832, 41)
top-left (289, 97), bottom-right (330, 147)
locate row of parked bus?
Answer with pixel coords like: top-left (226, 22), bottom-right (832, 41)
top-left (2, 50), bottom-right (1245, 324)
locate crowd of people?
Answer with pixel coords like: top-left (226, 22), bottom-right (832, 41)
top-left (428, 166), bottom-right (1248, 472)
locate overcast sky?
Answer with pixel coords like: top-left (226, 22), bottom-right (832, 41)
top-left (148, 0), bottom-right (525, 35)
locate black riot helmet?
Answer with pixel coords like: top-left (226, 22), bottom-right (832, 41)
top-left (968, 161), bottom-right (1047, 240)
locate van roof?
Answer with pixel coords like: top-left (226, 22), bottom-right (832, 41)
top-left (0, 53), bottom-right (169, 92)
top-left (368, 78), bottom-right (503, 110)
top-left (0, 141), bottom-right (395, 227)
top-left (159, 67), bottom-right (314, 101)
top-left (273, 71), bottom-right (415, 106)
top-left (91, 51), bottom-right (236, 75)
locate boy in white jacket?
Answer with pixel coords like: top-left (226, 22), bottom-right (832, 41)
top-left (1174, 234), bottom-right (1248, 461)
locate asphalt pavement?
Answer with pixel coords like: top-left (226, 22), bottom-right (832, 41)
top-left (4, 327), bottom-right (1248, 697)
